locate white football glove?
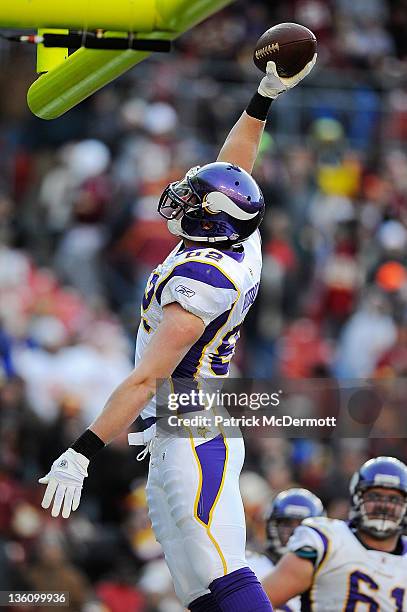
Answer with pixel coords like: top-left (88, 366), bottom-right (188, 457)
top-left (39, 448), bottom-right (89, 519)
top-left (258, 53), bottom-right (317, 99)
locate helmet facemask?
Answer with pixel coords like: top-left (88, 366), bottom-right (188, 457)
top-left (356, 487), bottom-right (407, 539)
top-left (158, 177), bottom-right (223, 242)
top-left (158, 178), bottom-right (202, 221)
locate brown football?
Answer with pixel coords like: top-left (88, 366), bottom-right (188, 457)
top-left (253, 23), bottom-right (317, 78)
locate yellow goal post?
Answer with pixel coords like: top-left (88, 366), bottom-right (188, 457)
top-left (0, 0), bottom-right (233, 119)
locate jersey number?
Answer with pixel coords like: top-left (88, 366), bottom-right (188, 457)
top-left (210, 324), bottom-right (241, 376)
top-left (185, 249), bottom-right (223, 261)
top-left (345, 571), bottom-right (405, 611)
top-left (142, 270), bottom-right (160, 314)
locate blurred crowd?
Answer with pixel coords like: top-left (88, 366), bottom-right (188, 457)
top-left (1, 0), bottom-right (407, 610)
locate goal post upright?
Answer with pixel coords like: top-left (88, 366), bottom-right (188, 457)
top-left (0, 0), bottom-right (233, 119)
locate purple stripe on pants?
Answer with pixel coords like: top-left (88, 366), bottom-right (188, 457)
top-left (195, 434), bottom-right (227, 525)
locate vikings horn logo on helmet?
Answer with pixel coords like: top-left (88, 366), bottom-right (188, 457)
top-left (204, 192), bottom-right (259, 220)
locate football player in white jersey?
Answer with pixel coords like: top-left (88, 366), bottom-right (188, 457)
top-left (262, 456), bottom-right (407, 611)
top-left (247, 488), bottom-right (325, 612)
top-left (39, 55), bottom-right (317, 612)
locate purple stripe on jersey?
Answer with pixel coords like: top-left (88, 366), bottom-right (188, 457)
top-left (155, 261), bottom-right (237, 305)
top-left (402, 536), bottom-right (407, 555)
top-left (172, 307), bottom-right (232, 384)
top-left (307, 526), bottom-right (329, 568)
top-left (195, 434), bottom-right (227, 525)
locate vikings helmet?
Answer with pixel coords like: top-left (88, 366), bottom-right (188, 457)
top-left (349, 456), bottom-right (407, 539)
top-left (158, 162), bottom-right (264, 245)
top-left (266, 488), bottom-right (325, 559)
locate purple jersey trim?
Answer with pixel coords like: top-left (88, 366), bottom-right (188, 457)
top-left (195, 434), bottom-right (227, 525)
top-left (155, 260), bottom-right (237, 304)
top-left (308, 526), bottom-right (329, 565)
top-left (297, 525), bottom-right (329, 612)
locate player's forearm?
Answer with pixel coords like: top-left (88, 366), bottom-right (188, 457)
top-left (217, 90), bottom-right (273, 175)
top-left (217, 111), bottom-right (266, 174)
top-left (89, 372), bottom-right (155, 444)
top-left (262, 554), bottom-right (313, 606)
top-left (262, 577), bottom-right (295, 608)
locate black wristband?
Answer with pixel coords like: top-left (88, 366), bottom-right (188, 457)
top-left (71, 429), bottom-right (105, 460)
top-left (246, 92), bottom-right (273, 121)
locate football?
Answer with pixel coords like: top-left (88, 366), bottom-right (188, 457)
top-left (253, 22), bottom-right (317, 78)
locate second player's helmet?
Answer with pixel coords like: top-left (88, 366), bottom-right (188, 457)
top-left (158, 162), bottom-right (264, 245)
top-left (349, 456), bottom-right (407, 539)
top-left (266, 488), bottom-right (325, 558)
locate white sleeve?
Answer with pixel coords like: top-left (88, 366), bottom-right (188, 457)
top-left (157, 260), bottom-right (238, 326)
top-left (287, 524), bottom-right (328, 568)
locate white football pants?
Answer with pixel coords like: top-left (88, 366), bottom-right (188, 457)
top-left (145, 431), bottom-right (247, 607)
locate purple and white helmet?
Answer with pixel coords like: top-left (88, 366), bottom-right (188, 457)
top-left (266, 488), bottom-right (325, 558)
top-left (158, 162), bottom-right (265, 245)
top-left (349, 456), bottom-right (407, 538)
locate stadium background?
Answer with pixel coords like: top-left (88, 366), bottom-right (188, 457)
top-left (0, 0), bottom-right (406, 609)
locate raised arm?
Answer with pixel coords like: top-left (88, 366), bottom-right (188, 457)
top-left (217, 55), bottom-right (317, 175)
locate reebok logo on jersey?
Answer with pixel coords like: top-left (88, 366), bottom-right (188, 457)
top-left (175, 285), bottom-right (196, 298)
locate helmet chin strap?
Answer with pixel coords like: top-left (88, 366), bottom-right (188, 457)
top-left (167, 219), bottom-right (229, 242)
top-left (361, 517), bottom-right (401, 538)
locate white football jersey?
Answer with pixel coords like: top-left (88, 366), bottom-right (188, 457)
top-left (246, 551), bottom-right (301, 612)
top-left (135, 231), bottom-right (262, 420)
top-left (288, 517), bottom-right (407, 611)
